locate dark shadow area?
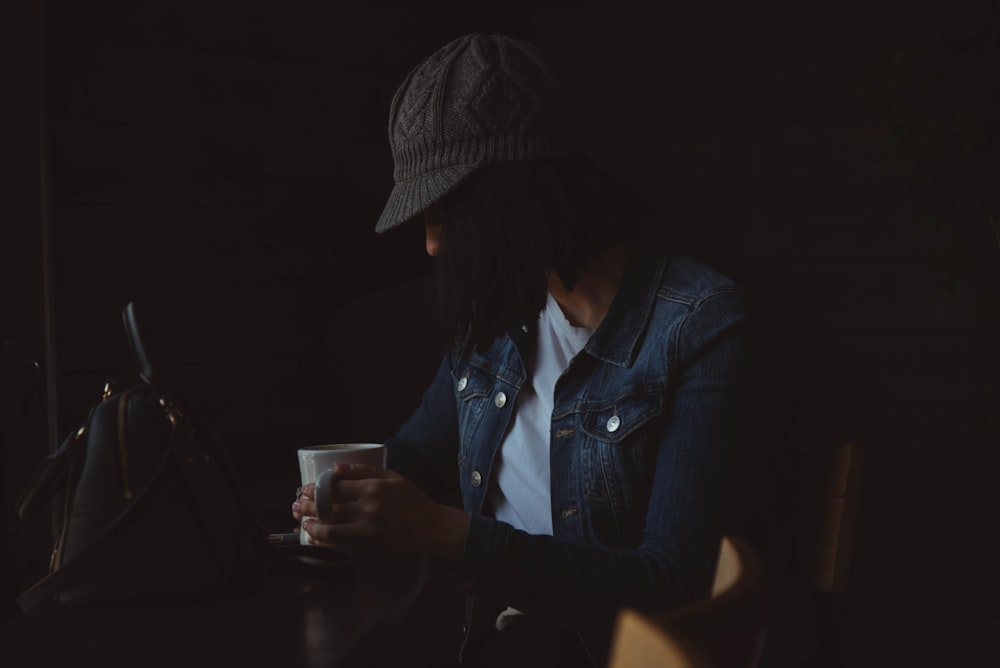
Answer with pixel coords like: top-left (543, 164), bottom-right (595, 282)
top-left (3, 1), bottom-right (998, 666)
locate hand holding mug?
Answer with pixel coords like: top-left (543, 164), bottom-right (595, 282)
top-left (295, 443), bottom-right (386, 545)
top-left (302, 462), bottom-right (469, 560)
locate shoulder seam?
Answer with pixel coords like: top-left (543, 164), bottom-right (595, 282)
top-left (657, 284), bottom-right (742, 309)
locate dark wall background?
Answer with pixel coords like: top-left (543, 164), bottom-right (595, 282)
top-left (3, 1), bottom-right (998, 666)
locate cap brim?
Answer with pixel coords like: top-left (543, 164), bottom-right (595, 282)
top-left (374, 162), bottom-right (479, 233)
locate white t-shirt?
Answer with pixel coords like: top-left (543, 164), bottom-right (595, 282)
top-left (488, 291), bottom-right (594, 535)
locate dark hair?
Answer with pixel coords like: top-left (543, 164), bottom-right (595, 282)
top-left (433, 157), bottom-right (647, 355)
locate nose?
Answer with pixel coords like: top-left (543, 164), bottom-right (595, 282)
top-left (425, 218), bottom-right (444, 257)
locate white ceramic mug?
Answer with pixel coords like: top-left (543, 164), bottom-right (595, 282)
top-left (297, 443), bottom-right (386, 545)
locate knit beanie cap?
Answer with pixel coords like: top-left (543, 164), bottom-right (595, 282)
top-left (375, 33), bottom-right (584, 233)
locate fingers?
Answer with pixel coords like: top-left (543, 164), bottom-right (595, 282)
top-left (291, 482), bottom-right (316, 521)
top-left (296, 509), bottom-right (331, 548)
top-left (293, 469), bottom-right (393, 524)
top-left (301, 517), bottom-right (373, 551)
top-left (327, 467), bottom-right (401, 503)
top-left (300, 487), bottom-right (381, 549)
top-left (293, 498), bottom-right (318, 520)
top-left (300, 515), bottom-right (371, 548)
top-left (301, 518), bottom-right (335, 547)
top-left (298, 470), bottom-right (414, 553)
top-left (292, 473), bottom-right (374, 524)
top-left (312, 497), bottom-right (362, 525)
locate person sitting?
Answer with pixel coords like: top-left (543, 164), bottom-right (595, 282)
top-left (294, 32), bottom-right (752, 667)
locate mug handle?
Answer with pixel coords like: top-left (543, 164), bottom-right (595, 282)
top-left (314, 468), bottom-right (337, 524)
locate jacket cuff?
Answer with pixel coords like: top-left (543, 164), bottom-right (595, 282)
top-left (455, 513), bottom-right (512, 594)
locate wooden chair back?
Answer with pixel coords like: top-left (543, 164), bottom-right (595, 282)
top-left (794, 441), bottom-right (865, 594)
top-left (791, 441), bottom-right (865, 666)
top-left (608, 536), bottom-right (765, 668)
top-left (609, 608), bottom-right (705, 668)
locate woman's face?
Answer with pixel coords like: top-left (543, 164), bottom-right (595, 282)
top-left (424, 206), bottom-right (445, 257)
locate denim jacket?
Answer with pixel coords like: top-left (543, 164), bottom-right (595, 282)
top-left (386, 252), bottom-right (751, 664)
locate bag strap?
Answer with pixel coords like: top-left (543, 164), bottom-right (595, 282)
top-left (16, 424), bottom-right (88, 519)
top-left (163, 397), bottom-right (355, 579)
top-left (163, 395), bottom-right (266, 577)
top-left (17, 412), bottom-right (181, 612)
top-left (122, 301), bottom-right (266, 553)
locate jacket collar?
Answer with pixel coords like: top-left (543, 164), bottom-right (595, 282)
top-left (584, 252), bottom-right (666, 368)
top-left (495, 253), bottom-right (666, 371)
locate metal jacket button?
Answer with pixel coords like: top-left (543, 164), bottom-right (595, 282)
top-left (471, 470), bottom-right (483, 487)
top-left (457, 377), bottom-right (468, 392)
top-left (606, 415), bottom-right (621, 432)
top-left (494, 392), bottom-right (507, 408)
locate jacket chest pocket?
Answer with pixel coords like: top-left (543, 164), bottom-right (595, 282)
top-left (453, 366), bottom-right (500, 466)
top-left (578, 391), bottom-right (663, 540)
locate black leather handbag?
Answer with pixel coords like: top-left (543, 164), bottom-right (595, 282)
top-left (15, 302), bottom-right (266, 611)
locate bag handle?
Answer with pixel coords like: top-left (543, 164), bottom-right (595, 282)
top-left (122, 300), bottom-right (268, 549)
top-left (18, 302), bottom-right (336, 611)
top-left (123, 301), bottom-right (167, 391)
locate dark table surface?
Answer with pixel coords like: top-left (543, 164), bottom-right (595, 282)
top-left (1, 550), bottom-right (467, 668)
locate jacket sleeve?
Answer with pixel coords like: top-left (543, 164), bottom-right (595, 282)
top-left (384, 354), bottom-right (462, 505)
top-left (454, 289), bottom-right (753, 625)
